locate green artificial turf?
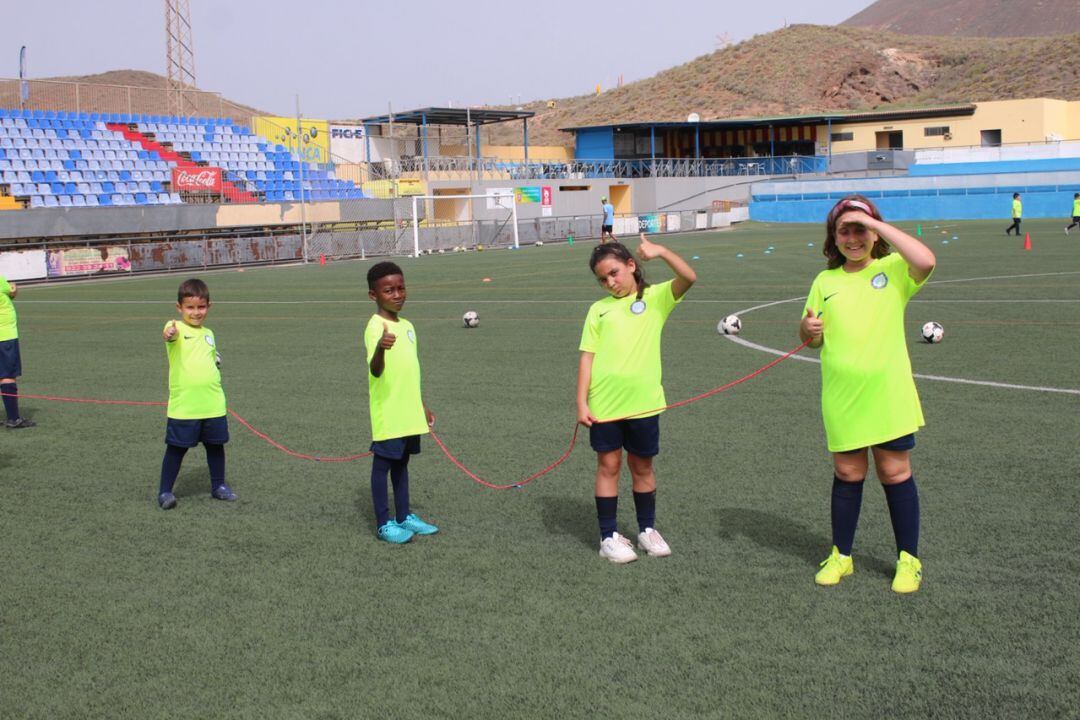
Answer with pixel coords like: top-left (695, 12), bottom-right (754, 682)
top-left (2, 219), bottom-right (1077, 718)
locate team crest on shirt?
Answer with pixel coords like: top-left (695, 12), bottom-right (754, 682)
top-left (870, 272), bottom-right (888, 289)
top-left (407, 330), bottom-right (415, 343)
top-left (204, 334), bottom-right (215, 347)
top-left (630, 300), bottom-right (646, 315)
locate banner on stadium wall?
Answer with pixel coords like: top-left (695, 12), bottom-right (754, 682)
top-left (487, 188), bottom-right (514, 210)
top-left (46, 246), bottom-right (132, 277)
top-left (253, 116), bottom-right (331, 164)
top-left (515, 186), bottom-right (542, 204)
top-left (637, 214), bottom-right (664, 233)
top-left (0, 248), bottom-right (47, 281)
top-left (666, 213), bottom-right (681, 232)
top-left (329, 124), bottom-right (366, 164)
top-left (172, 167), bottom-right (222, 193)
top-left (541, 185), bottom-right (552, 216)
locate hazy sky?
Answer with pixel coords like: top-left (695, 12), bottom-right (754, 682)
top-left (4, 0), bottom-right (872, 119)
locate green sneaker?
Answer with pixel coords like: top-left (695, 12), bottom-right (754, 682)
top-left (377, 521), bottom-right (414, 544)
top-left (815, 545), bottom-right (854, 586)
top-left (892, 551), bottom-right (923, 594)
top-left (400, 513), bottom-right (438, 535)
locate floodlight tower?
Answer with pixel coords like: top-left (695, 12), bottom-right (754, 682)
top-left (165, 0), bottom-right (197, 116)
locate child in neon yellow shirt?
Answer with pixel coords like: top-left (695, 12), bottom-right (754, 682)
top-left (578, 233), bottom-right (696, 564)
top-left (799, 195), bottom-right (936, 593)
top-left (158, 278), bottom-right (235, 510)
top-left (364, 262), bottom-right (437, 544)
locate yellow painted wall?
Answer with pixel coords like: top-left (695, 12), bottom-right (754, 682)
top-left (252, 116), bottom-right (331, 164)
top-left (819, 99), bottom-right (1080, 152)
top-left (440, 144), bottom-right (573, 161)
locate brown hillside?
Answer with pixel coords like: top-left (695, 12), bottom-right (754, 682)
top-left (480, 25), bottom-right (1080, 146)
top-left (842, 0), bottom-right (1080, 37)
top-left (35, 69), bottom-right (267, 119)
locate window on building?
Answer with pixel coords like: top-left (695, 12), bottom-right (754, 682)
top-left (830, 132), bottom-right (854, 142)
top-left (924, 126), bottom-right (950, 136)
top-left (559, 185), bottom-right (590, 192)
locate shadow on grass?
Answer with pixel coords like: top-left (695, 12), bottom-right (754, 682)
top-left (715, 507), bottom-right (893, 578)
top-left (539, 495), bottom-right (596, 548)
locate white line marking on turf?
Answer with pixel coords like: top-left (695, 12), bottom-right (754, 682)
top-left (727, 297), bottom-right (1080, 396)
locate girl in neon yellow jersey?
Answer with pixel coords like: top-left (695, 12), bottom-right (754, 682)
top-left (799, 195), bottom-right (936, 593)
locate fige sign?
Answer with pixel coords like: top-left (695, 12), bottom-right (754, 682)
top-left (171, 167), bottom-right (222, 193)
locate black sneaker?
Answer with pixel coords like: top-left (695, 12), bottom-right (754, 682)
top-left (211, 483), bottom-right (237, 501)
top-left (158, 492), bottom-right (178, 510)
top-left (5, 417), bottom-right (36, 429)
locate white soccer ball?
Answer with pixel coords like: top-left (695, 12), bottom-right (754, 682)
top-left (462, 311), bottom-right (480, 328)
top-left (535, 240), bottom-right (544, 247)
top-left (921, 321), bottom-right (944, 344)
top-left (718, 314), bottom-right (742, 336)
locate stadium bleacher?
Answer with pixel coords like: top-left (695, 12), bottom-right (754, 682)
top-left (0, 108), bottom-right (364, 209)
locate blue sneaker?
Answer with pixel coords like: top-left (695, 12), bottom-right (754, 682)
top-left (158, 492), bottom-right (177, 510)
top-left (377, 520), bottom-right (414, 544)
top-left (400, 513), bottom-right (439, 535)
top-left (211, 483), bottom-right (237, 501)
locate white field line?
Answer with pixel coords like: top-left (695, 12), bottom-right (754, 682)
top-left (727, 296), bottom-right (1080, 396)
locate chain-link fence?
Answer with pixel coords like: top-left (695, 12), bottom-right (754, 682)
top-left (0, 77), bottom-right (255, 124)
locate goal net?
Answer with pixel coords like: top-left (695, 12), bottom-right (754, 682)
top-left (409, 192), bottom-right (519, 256)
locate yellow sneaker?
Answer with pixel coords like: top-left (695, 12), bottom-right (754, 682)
top-left (892, 551), bottom-right (923, 594)
top-left (815, 545), bottom-right (853, 586)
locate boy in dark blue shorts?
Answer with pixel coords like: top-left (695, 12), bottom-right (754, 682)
top-left (158, 279), bottom-right (236, 510)
top-left (0, 275), bottom-right (35, 429)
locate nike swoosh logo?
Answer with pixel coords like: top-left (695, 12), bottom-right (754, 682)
top-left (823, 293), bottom-right (839, 302)
top-left (599, 311), bottom-right (610, 317)
top-left (184, 335), bottom-right (194, 339)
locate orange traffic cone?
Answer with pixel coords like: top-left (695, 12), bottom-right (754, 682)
top-left (319, 254), bottom-right (326, 266)
top-left (1023, 233), bottom-right (1032, 251)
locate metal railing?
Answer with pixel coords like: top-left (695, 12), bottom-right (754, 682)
top-left (385, 154), bottom-right (825, 180)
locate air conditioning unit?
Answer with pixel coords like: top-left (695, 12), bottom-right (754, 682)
top-left (943, 133), bottom-right (952, 141)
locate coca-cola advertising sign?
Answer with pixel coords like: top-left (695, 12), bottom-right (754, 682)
top-left (172, 167), bottom-right (222, 193)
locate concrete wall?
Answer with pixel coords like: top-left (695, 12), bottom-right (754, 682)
top-left (751, 170), bottom-right (1080, 222)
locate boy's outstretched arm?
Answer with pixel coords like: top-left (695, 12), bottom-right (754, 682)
top-left (636, 233), bottom-right (697, 299)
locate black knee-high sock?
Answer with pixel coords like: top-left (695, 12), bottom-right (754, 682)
top-left (205, 443), bottom-right (226, 489)
top-left (390, 455), bottom-right (411, 523)
top-left (884, 476), bottom-right (920, 557)
top-left (633, 490), bottom-right (656, 533)
top-left (159, 444), bottom-right (188, 495)
top-left (595, 496), bottom-right (618, 540)
top-left (2, 382), bottom-right (19, 421)
top-left (831, 476), bottom-right (865, 556)
top-left (371, 455), bottom-right (392, 527)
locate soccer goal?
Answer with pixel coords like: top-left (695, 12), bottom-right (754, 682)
top-left (409, 192), bottom-right (519, 257)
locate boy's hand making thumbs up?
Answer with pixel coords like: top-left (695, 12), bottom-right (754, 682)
top-left (163, 320), bottom-right (179, 342)
top-left (378, 321), bottom-right (397, 350)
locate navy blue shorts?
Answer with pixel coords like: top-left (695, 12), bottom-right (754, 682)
top-left (839, 433), bottom-right (916, 454)
top-left (166, 415), bottom-right (230, 448)
top-left (370, 434), bottom-right (421, 460)
top-left (601, 224), bottom-right (613, 233)
top-left (589, 415), bottom-right (660, 457)
top-left (0, 338), bottom-right (22, 379)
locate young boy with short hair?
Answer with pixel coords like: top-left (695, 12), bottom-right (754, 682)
top-left (158, 278), bottom-right (236, 510)
top-left (365, 262), bottom-right (438, 543)
top-left (0, 275), bottom-right (35, 429)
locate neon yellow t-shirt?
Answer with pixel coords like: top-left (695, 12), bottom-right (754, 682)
top-left (0, 277), bottom-right (17, 343)
top-left (365, 314), bottom-right (429, 442)
top-left (1012, 199), bottom-right (1022, 218)
top-left (1072, 199), bottom-right (1080, 216)
top-left (164, 321), bottom-right (227, 419)
top-left (803, 253), bottom-right (930, 452)
top-left (579, 280), bottom-right (681, 421)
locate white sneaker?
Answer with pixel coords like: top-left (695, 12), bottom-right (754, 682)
top-left (637, 528), bottom-right (672, 557)
top-left (599, 532), bottom-right (637, 564)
